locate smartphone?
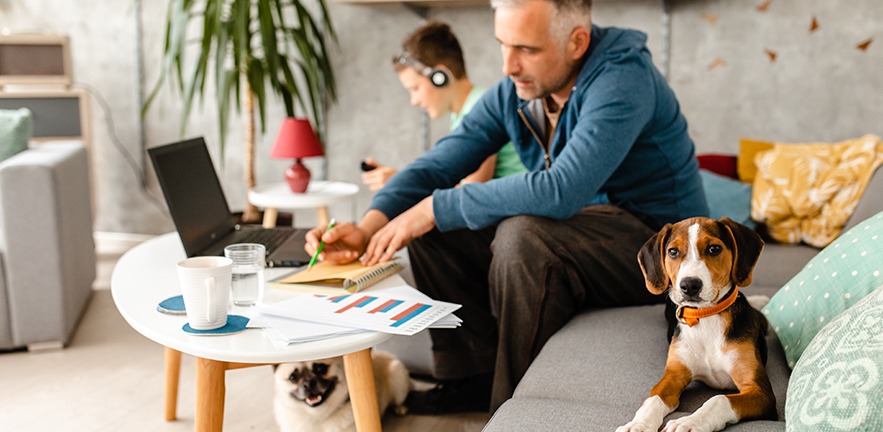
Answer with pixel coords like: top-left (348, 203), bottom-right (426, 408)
top-left (360, 160), bottom-right (377, 172)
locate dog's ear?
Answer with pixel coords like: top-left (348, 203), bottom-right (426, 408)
top-left (638, 224), bottom-right (673, 295)
top-left (718, 217), bottom-right (764, 287)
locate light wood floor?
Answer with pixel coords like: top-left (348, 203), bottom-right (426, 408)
top-left (0, 241), bottom-right (489, 432)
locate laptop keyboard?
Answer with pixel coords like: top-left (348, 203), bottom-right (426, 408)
top-left (238, 229), bottom-right (291, 251)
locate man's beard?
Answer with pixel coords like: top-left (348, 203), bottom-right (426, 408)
top-left (511, 67), bottom-right (577, 101)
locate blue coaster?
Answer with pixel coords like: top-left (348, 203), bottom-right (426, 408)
top-left (157, 295), bottom-right (186, 315)
top-left (182, 315), bottom-right (250, 336)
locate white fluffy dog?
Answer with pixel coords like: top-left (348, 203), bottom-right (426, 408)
top-left (273, 350), bottom-right (410, 432)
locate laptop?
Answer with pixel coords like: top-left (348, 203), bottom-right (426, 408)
top-left (148, 137), bottom-right (312, 267)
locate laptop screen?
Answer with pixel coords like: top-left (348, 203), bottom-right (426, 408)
top-left (148, 137), bottom-right (236, 257)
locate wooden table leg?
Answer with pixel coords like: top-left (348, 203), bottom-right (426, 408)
top-left (343, 348), bottom-right (381, 432)
top-left (262, 207), bottom-right (279, 228)
top-left (195, 357), bottom-right (227, 432)
top-left (316, 206), bottom-right (329, 227)
top-left (164, 347), bottom-right (182, 421)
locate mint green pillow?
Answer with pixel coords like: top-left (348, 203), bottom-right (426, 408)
top-left (0, 108), bottom-right (32, 162)
top-left (762, 210), bottom-right (883, 368)
top-left (785, 285), bottom-right (883, 431)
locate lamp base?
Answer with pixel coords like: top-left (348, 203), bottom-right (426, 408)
top-left (285, 159), bottom-right (311, 193)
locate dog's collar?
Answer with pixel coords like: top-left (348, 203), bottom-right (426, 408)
top-left (676, 287), bottom-right (739, 327)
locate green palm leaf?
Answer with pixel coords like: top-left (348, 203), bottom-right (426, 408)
top-left (144, 0), bottom-right (337, 155)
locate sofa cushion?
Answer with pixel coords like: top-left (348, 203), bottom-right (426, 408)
top-left (697, 154), bottom-right (738, 179)
top-left (485, 397), bottom-right (786, 432)
top-left (700, 169), bottom-right (755, 228)
top-left (738, 138), bottom-right (774, 183)
top-left (785, 285), bottom-right (883, 431)
top-left (514, 292), bottom-right (790, 423)
top-left (0, 108), bottom-right (32, 163)
top-left (762, 210), bottom-right (883, 368)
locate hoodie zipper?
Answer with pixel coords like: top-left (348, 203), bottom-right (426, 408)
top-left (517, 107), bottom-right (551, 170)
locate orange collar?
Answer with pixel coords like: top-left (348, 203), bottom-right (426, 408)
top-left (676, 287), bottom-right (739, 327)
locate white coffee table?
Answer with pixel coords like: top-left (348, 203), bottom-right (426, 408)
top-left (111, 233), bottom-right (394, 432)
top-left (249, 180), bottom-right (359, 227)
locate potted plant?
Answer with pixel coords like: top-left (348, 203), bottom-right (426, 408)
top-left (144, 0), bottom-right (337, 222)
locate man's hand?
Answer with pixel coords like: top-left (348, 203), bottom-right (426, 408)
top-left (363, 197), bottom-right (435, 265)
top-left (304, 222), bottom-right (367, 265)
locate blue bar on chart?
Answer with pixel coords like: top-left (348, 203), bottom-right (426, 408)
top-left (334, 295), bottom-right (377, 313)
top-left (390, 303), bottom-right (430, 327)
top-left (368, 299), bottom-right (404, 314)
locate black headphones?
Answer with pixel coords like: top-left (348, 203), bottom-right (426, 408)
top-left (394, 51), bottom-right (451, 88)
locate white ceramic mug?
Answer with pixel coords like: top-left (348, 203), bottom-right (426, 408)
top-left (177, 256), bottom-right (233, 330)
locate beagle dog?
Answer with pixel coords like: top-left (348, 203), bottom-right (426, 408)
top-left (617, 217), bottom-right (777, 432)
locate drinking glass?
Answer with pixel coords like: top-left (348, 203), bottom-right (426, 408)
top-left (224, 243), bottom-right (266, 306)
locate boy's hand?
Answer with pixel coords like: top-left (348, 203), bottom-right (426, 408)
top-left (361, 157), bottom-right (398, 191)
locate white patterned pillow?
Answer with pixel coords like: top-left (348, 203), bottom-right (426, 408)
top-left (785, 285), bottom-right (883, 431)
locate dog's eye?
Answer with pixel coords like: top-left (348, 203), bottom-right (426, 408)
top-left (288, 370), bottom-right (302, 383)
top-left (312, 363), bottom-right (328, 376)
top-left (667, 248), bottom-right (680, 258)
top-left (707, 245), bottom-right (723, 256)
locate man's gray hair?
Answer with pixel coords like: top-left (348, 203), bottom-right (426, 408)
top-left (491, 0), bottom-right (592, 47)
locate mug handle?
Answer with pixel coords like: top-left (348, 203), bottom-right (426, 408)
top-left (205, 277), bottom-right (216, 323)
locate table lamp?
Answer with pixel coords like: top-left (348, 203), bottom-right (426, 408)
top-left (270, 118), bottom-right (324, 193)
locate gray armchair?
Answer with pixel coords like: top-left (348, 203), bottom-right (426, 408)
top-left (0, 141), bottom-right (96, 350)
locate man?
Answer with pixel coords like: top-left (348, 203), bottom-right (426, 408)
top-left (362, 21), bottom-right (526, 191)
top-left (307, 0), bottom-right (708, 414)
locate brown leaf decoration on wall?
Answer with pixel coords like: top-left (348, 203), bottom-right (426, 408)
top-left (857, 38), bottom-right (873, 51)
top-left (757, 0), bottom-right (772, 12)
top-left (809, 16), bottom-right (819, 33)
top-left (765, 48), bottom-right (778, 62)
top-left (703, 13), bottom-right (719, 24)
top-left (708, 57), bottom-right (727, 70)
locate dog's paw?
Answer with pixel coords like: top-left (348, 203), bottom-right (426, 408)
top-left (746, 294), bottom-right (770, 311)
top-left (662, 416), bottom-right (715, 432)
top-left (616, 422), bottom-right (657, 432)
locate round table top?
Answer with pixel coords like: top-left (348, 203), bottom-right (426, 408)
top-left (111, 233), bottom-right (391, 364)
top-left (248, 181), bottom-right (359, 209)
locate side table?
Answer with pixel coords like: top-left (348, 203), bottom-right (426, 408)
top-left (249, 181), bottom-right (359, 228)
top-left (111, 233), bottom-right (394, 431)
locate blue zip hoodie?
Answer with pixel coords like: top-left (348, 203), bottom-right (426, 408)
top-left (370, 26), bottom-right (708, 231)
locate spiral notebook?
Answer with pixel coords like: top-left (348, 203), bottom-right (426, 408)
top-left (276, 259), bottom-right (404, 293)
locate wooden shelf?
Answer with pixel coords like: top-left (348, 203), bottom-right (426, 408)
top-left (334, 0), bottom-right (489, 7)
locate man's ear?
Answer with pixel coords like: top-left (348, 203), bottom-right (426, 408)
top-left (568, 26), bottom-right (591, 60)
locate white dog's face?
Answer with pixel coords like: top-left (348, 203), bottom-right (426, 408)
top-left (274, 358), bottom-right (348, 410)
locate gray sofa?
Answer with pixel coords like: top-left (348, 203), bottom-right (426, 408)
top-left (0, 141), bottom-right (96, 350)
top-left (482, 166), bottom-right (883, 431)
top-left (380, 166), bottom-right (883, 431)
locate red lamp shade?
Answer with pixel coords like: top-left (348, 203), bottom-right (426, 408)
top-left (271, 118), bottom-right (324, 193)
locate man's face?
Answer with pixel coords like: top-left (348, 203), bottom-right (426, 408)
top-left (397, 68), bottom-right (450, 119)
top-left (495, 0), bottom-right (576, 101)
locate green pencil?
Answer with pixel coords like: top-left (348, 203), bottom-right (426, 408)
top-left (307, 218), bottom-right (336, 271)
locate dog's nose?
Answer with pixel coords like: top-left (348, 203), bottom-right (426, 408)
top-left (679, 277), bottom-right (703, 298)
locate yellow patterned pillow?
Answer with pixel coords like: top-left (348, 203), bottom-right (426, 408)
top-left (751, 135), bottom-right (883, 247)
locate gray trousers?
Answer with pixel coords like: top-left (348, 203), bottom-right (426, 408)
top-left (407, 205), bottom-right (663, 411)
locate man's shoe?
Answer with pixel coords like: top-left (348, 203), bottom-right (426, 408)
top-left (404, 373), bottom-right (492, 415)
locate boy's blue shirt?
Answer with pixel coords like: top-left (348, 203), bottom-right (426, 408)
top-left (370, 25), bottom-right (709, 231)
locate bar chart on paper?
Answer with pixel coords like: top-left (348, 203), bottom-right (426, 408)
top-left (258, 290), bottom-right (462, 335)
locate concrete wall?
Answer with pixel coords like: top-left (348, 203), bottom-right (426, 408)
top-left (1, 0), bottom-right (880, 235)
